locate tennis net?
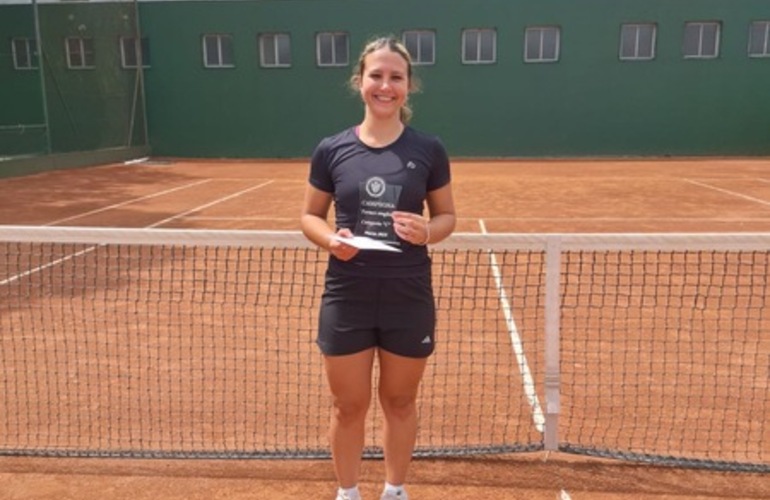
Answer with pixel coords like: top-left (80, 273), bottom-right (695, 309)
top-left (0, 226), bottom-right (768, 472)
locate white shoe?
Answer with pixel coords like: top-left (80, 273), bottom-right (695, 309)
top-left (336, 491), bottom-right (361, 500)
top-left (380, 491), bottom-right (408, 500)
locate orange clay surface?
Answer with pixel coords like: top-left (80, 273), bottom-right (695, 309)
top-left (0, 157), bottom-right (768, 499)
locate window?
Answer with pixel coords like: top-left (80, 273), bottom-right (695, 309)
top-left (259, 33), bottom-right (291, 68)
top-left (683, 22), bottom-right (720, 59)
top-left (203, 34), bottom-right (234, 68)
top-left (619, 23), bottom-right (656, 60)
top-left (524, 26), bottom-right (560, 63)
top-left (462, 28), bottom-right (496, 64)
top-left (66, 37), bottom-right (94, 69)
top-left (12, 37), bottom-right (37, 70)
top-left (316, 32), bottom-right (348, 67)
top-left (403, 30), bottom-right (435, 65)
top-left (748, 21), bottom-right (770, 57)
top-left (120, 36), bottom-right (150, 68)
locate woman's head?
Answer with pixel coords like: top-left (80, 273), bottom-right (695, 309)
top-left (350, 36), bottom-right (420, 124)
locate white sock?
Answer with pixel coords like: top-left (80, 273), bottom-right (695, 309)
top-left (338, 485), bottom-right (361, 500)
top-left (383, 482), bottom-right (406, 496)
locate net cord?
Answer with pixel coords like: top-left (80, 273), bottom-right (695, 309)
top-left (0, 226), bottom-right (769, 251)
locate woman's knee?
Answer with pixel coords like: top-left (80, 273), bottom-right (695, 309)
top-left (379, 392), bottom-right (417, 421)
top-left (332, 396), bottom-right (370, 425)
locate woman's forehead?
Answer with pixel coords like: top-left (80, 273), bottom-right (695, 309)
top-left (364, 48), bottom-right (409, 71)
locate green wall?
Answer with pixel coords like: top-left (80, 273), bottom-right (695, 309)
top-left (0, 5), bottom-right (47, 156)
top-left (2, 0), bottom-right (769, 160)
top-left (140, 0), bottom-right (361, 158)
top-left (139, 0), bottom-right (770, 158)
top-left (0, 2), bottom-right (147, 159)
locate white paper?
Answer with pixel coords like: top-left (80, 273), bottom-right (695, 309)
top-left (331, 235), bottom-right (402, 253)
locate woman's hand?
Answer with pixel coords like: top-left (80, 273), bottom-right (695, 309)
top-left (392, 211), bottom-right (430, 246)
top-left (328, 228), bottom-right (360, 261)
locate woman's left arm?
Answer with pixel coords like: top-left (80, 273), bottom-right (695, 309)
top-left (392, 183), bottom-right (455, 245)
top-left (423, 183), bottom-right (456, 245)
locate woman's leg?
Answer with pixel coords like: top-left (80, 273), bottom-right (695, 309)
top-left (377, 349), bottom-right (428, 486)
top-left (324, 348), bottom-right (376, 488)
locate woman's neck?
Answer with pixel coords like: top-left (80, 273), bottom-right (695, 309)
top-left (357, 116), bottom-right (404, 148)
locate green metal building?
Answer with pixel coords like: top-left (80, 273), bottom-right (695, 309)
top-left (1, 0), bottom-right (769, 169)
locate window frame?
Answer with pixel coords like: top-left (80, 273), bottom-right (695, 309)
top-left (202, 33), bottom-right (235, 69)
top-left (683, 21), bottom-right (721, 59)
top-left (402, 30), bottom-right (436, 66)
top-left (748, 20), bottom-right (770, 58)
top-left (65, 36), bottom-right (95, 69)
top-left (258, 32), bottom-right (292, 68)
top-left (12, 37), bottom-right (38, 70)
top-left (316, 32), bottom-right (349, 68)
top-left (461, 28), bottom-right (497, 65)
top-left (523, 26), bottom-right (561, 63)
top-left (619, 23), bottom-right (657, 61)
top-left (120, 36), bottom-right (150, 69)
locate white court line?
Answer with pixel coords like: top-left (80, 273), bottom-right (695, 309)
top-left (146, 180), bottom-right (273, 228)
top-left (479, 219), bottom-right (545, 433)
top-left (1, 180), bottom-right (275, 286)
top-left (0, 247), bottom-right (97, 286)
top-left (212, 178), bottom-right (306, 183)
top-left (185, 216), bottom-right (296, 221)
top-left (45, 179), bottom-right (213, 226)
top-left (683, 178), bottom-right (770, 208)
top-left (464, 216), bottom-right (770, 221)
top-left (122, 157), bottom-right (149, 165)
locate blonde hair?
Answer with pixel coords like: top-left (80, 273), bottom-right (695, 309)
top-left (350, 36), bottom-right (420, 124)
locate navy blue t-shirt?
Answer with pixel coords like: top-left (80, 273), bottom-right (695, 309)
top-left (309, 126), bottom-right (451, 277)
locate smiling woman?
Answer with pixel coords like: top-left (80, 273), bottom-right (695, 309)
top-left (349, 37), bottom-right (421, 134)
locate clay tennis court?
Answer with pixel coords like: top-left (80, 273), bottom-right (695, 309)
top-left (0, 157), bottom-right (769, 499)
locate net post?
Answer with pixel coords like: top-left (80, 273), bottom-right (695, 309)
top-left (543, 236), bottom-right (561, 451)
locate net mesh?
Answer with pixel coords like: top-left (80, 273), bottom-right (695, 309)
top-left (557, 249), bottom-right (768, 470)
top-left (0, 227), bottom-right (768, 472)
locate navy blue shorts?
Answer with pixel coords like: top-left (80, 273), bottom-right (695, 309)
top-left (316, 270), bottom-right (436, 358)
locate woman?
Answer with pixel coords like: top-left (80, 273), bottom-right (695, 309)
top-left (301, 36), bottom-right (456, 500)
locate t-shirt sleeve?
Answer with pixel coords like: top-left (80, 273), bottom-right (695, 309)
top-left (427, 136), bottom-right (451, 192)
top-left (308, 138), bottom-right (334, 193)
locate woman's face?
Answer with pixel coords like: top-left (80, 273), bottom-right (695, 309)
top-left (359, 47), bottom-right (410, 121)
